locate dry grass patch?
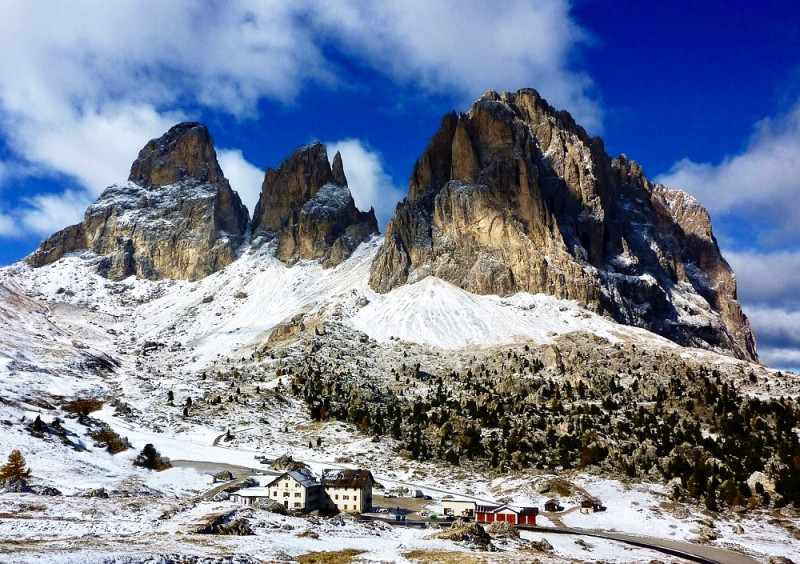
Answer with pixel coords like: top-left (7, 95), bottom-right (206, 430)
top-left (405, 549), bottom-right (545, 563)
top-left (61, 398), bottom-right (103, 415)
top-left (404, 550), bottom-right (487, 564)
top-left (296, 549), bottom-right (366, 563)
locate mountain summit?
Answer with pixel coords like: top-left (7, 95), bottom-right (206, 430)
top-left (251, 141), bottom-right (379, 267)
top-left (28, 122), bottom-right (249, 280)
top-left (25, 92), bottom-right (756, 361)
top-left (370, 89), bottom-right (756, 361)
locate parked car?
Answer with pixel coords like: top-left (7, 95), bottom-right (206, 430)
top-left (423, 495), bottom-right (432, 500)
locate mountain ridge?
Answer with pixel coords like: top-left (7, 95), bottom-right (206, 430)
top-left (24, 88), bottom-right (755, 361)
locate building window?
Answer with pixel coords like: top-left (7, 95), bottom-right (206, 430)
top-left (283, 492), bottom-right (290, 497)
top-left (343, 495), bottom-right (349, 500)
top-left (354, 496), bottom-right (357, 502)
top-left (344, 505), bottom-right (348, 510)
top-left (335, 494), bottom-right (339, 500)
top-left (273, 491), bottom-right (277, 497)
top-left (294, 502), bottom-right (301, 508)
top-left (295, 492), bottom-right (301, 498)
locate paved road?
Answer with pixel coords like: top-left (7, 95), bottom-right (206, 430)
top-left (518, 524), bottom-right (760, 564)
top-left (361, 516), bottom-right (759, 563)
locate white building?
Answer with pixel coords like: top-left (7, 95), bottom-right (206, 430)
top-left (230, 486), bottom-right (272, 505)
top-left (320, 468), bottom-right (374, 513)
top-left (263, 470), bottom-right (324, 512)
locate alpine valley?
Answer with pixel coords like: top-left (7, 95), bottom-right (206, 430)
top-left (1, 89), bottom-right (798, 563)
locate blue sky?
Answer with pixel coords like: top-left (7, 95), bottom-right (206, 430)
top-left (0, 1), bottom-right (799, 370)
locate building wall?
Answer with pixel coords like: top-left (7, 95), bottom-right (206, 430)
top-left (442, 500), bottom-right (476, 516)
top-left (495, 510), bottom-right (518, 524)
top-left (323, 485), bottom-right (367, 512)
top-left (267, 476), bottom-right (322, 511)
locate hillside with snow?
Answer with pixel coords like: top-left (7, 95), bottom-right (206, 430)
top-left (1, 235), bottom-right (799, 562)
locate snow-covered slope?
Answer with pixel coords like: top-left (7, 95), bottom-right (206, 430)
top-left (1, 238), bottom-right (799, 562)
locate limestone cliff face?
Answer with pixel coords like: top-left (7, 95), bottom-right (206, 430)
top-left (251, 142), bottom-right (378, 267)
top-left (28, 123), bottom-right (249, 280)
top-left (370, 89), bottom-right (757, 361)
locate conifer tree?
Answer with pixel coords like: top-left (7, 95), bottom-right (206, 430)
top-left (0, 449), bottom-right (30, 480)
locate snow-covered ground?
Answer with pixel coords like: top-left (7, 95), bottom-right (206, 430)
top-left (1, 239), bottom-right (799, 562)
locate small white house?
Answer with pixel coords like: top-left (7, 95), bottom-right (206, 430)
top-left (230, 486), bottom-right (272, 505)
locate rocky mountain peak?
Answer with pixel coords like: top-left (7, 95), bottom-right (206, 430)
top-left (331, 150), bottom-right (347, 187)
top-left (252, 142), bottom-right (378, 268)
top-left (28, 123), bottom-right (249, 281)
top-left (370, 88), bottom-right (757, 361)
top-left (128, 122), bottom-right (224, 187)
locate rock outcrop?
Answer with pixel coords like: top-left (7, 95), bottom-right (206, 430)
top-left (251, 142), bottom-right (378, 267)
top-left (28, 123), bottom-right (249, 280)
top-left (370, 89), bottom-right (757, 361)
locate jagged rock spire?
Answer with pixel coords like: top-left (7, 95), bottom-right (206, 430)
top-left (251, 142), bottom-right (378, 268)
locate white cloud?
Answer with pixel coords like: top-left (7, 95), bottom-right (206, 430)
top-left (0, 212), bottom-right (16, 237)
top-left (726, 250), bottom-right (800, 309)
top-left (19, 189), bottom-right (91, 237)
top-left (0, 1), bottom-right (598, 242)
top-left (15, 105), bottom-right (182, 198)
top-left (755, 347), bottom-right (800, 373)
top-left (315, 0), bottom-right (601, 131)
top-left (326, 139), bottom-right (405, 231)
top-left (656, 102), bottom-right (800, 248)
top-left (719, 250), bottom-right (800, 372)
top-left (740, 305), bottom-right (800, 371)
top-left (217, 149), bottom-right (264, 214)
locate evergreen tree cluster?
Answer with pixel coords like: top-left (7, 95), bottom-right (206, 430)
top-left (284, 341), bottom-right (800, 510)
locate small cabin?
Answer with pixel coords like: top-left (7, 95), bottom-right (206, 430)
top-left (230, 486), bottom-right (272, 505)
top-left (544, 499), bottom-right (560, 512)
top-left (580, 499), bottom-right (603, 514)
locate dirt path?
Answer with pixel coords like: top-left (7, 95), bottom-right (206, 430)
top-left (541, 505), bottom-right (580, 528)
top-left (170, 459), bottom-right (273, 478)
top-left (211, 426), bottom-right (256, 446)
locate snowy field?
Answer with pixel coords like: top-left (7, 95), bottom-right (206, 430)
top-left (1, 239), bottom-right (799, 562)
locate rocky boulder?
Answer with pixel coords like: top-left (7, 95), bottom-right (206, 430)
top-left (196, 510), bottom-right (254, 536)
top-left (251, 142), bottom-right (378, 267)
top-left (1, 476), bottom-right (32, 493)
top-left (28, 122), bottom-right (249, 281)
top-left (370, 88), bottom-right (757, 361)
top-left (425, 519), bottom-right (493, 551)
